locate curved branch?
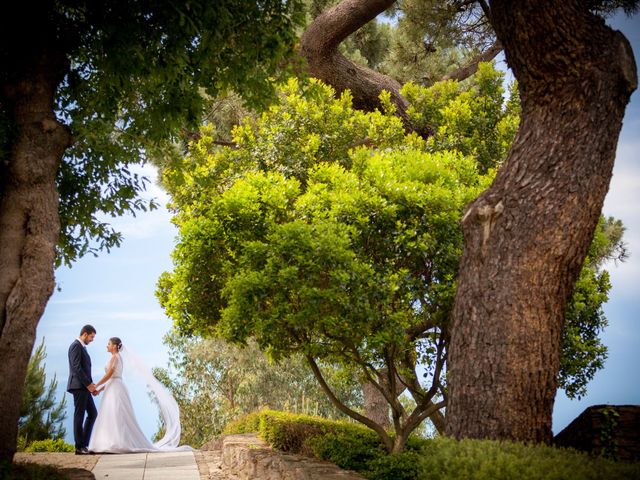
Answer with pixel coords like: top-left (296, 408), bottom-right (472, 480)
top-left (300, 0), bottom-right (426, 136)
top-left (305, 355), bottom-right (394, 452)
top-left (406, 399), bottom-right (447, 433)
top-left (428, 407), bottom-right (446, 434)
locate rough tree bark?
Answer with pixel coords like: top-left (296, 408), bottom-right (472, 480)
top-left (362, 379), bottom-right (393, 429)
top-left (362, 368), bottom-right (407, 429)
top-left (0, 34), bottom-right (71, 463)
top-left (445, 0), bottom-right (637, 442)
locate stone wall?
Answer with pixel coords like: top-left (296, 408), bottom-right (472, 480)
top-left (554, 404), bottom-right (640, 462)
top-left (218, 433), bottom-right (365, 480)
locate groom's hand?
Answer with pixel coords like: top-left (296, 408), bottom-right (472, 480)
top-left (87, 383), bottom-right (96, 393)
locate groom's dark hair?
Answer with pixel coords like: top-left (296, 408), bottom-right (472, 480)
top-left (80, 324), bottom-right (96, 336)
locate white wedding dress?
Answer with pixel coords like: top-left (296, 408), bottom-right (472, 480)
top-left (88, 350), bottom-right (191, 453)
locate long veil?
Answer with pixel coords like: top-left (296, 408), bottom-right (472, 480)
top-left (120, 344), bottom-right (184, 449)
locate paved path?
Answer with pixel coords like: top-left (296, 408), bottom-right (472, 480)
top-left (92, 451), bottom-right (200, 480)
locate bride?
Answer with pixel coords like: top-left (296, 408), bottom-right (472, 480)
top-left (88, 337), bottom-right (190, 453)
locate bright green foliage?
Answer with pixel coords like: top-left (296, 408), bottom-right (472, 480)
top-left (152, 334), bottom-right (361, 447)
top-left (159, 72), bottom-right (501, 450)
top-left (18, 340), bottom-right (66, 448)
top-left (402, 62), bottom-right (520, 173)
top-left (224, 408), bottom-right (376, 453)
top-left (1, 1), bottom-right (304, 266)
top-left (214, 149), bottom-right (489, 364)
top-left (225, 409), bottom-right (640, 480)
top-left (159, 65), bottom-right (623, 448)
top-left (24, 439), bottom-right (74, 453)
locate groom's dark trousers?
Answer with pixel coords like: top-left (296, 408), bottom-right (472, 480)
top-left (67, 340), bottom-right (97, 450)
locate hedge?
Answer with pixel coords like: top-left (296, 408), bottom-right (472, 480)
top-left (225, 409), bottom-right (640, 480)
top-left (24, 438), bottom-right (75, 453)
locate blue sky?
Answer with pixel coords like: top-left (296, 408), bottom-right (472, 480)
top-left (35, 14), bottom-right (639, 444)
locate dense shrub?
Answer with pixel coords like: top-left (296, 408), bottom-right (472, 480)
top-left (224, 409), bottom-right (374, 454)
top-left (417, 436), bottom-right (640, 480)
top-left (308, 431), bottom-right (386, 472)
top-left (24, 438), bottom-right (75, 453)
top-left (226, 410), bottom-right (640, 480)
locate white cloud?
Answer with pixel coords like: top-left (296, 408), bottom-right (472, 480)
top-left (49, 292), bottom-right (137, 306)
top-left (604, 140), bottom-right (640, 219)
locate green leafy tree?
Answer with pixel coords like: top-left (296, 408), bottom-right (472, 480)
top-left (153, 334), bottom-right (361, 447)
top-left (18, 340), bottom-right (66, 449)
top-left (159, 68), bottom-right (510, 452)
top-left (159, 65), bottom-right (625, 452)
top-left (0, 0), bottom-right (304, 461)
top-left (559, 217), bottom-right (627, 399)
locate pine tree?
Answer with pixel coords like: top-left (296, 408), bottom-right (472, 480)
top-left (18, 340), bottom-right (66, 448)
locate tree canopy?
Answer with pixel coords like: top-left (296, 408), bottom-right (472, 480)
top-left (158, 63), bottom-right (624, 451)
top-left (1, 0), bottom-right (305, 266)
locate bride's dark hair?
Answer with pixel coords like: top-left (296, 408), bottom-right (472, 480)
top-left (109, 337), bottom-right (123, 351)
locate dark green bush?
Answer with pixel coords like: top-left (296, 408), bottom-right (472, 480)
top-left (221, 409), bottom-right (640, 480)
top-left (24, 438), bottom-right (74, 453)
top-left (365, 451), bottom-right (423, 480)
top-left (308, 431), bottom-right (385, 472)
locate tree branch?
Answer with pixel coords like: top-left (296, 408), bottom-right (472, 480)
top-left (305, 355), bottom-right (393, 451)
top-left (300, 0), bottom-right (428, 136)
top-left (434, 40), bottom-right (502, 84)
top-left (405, 399), bottom-right (447, 434)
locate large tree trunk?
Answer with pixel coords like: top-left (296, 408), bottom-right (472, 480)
top-left (445, 1), bottom-right (637, 442)
top-left (0, 48), bottom-right (70, 462)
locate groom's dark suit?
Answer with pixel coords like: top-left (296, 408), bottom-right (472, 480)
top-left (67, 339), bottom-right (97, 450)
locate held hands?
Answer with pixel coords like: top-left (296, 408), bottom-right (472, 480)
top-left (87, 383), bottom-right (104, 396)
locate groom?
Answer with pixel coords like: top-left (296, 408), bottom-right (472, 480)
top-left (67, 324), bottom-right (98, 455)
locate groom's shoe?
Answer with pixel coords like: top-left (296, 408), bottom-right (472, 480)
top-left (75, 447), bottom-right (89, 455)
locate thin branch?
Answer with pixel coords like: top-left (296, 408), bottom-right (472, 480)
top-left (478, 0), bottom-right (492, 20)
top-left (305, 355), bottom-right (393, 451)
top-left (433, 40), bottom-right (502, 84)
top-left (351, 347), bottom-right (405, 416)
top-left (405, 316), bottom-right (437, 341)
top-left (405, 399), bottom-right (447, 433)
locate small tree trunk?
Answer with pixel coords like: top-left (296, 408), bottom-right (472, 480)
top-left (0, 50), bottom-right (70, 462)
top-left (391, 429), bottom-right (410, 454)
top-left (361, 368), bottom-right (407, 430)
top-left (362, 380), bottom-right (391, 429)
top-left (445, 0), bottom-right (637, 442)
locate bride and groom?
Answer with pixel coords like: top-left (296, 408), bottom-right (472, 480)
top-left (67, 324), bottom-right (189, 454)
